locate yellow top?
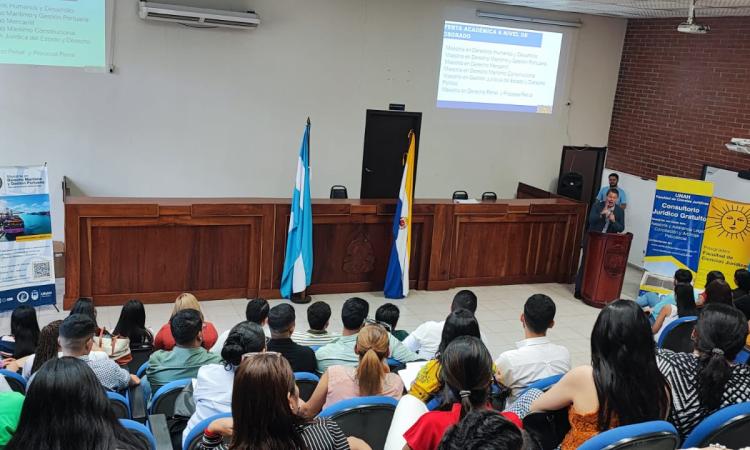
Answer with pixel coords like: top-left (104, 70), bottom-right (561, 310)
top-left (408, 359), bottom-right (498, 402)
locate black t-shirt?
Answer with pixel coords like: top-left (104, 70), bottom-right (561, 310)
top-left (267, 338), bottom-right (317, 373)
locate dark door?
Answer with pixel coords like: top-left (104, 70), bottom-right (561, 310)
top-left (360, 110), bottom-right (422, 199)
top-left (558, 146), bottom-right (607, 206)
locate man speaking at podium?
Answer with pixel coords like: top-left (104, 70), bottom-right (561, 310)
top-left (574, 188), bottom-right (625, 299)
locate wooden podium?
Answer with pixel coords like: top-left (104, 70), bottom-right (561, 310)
top-left (581, 231), bottom-right (633, 308)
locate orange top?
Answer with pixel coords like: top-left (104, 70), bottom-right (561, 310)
top-left (561, 408), bottom-right (617, 450)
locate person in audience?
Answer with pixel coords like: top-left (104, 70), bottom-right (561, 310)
top-left (21, 319), bottom-right (62, 379)
top-left (636, 268), bottom-right (693, 314)
top-left (69, 297), bottom-right (132, 365)
top-left (596, 173), bottom-right (628, 209)
top-left (211, 297), bottom-right (269, 352)
top-left (183, 321), bottom-right (266, 446)
top-left (437, 410), bottom-right (526, 450)
top-left (376, 303), bottom-right (409, 341)
top-left (656, 303), bottom-right (750, 439)
top-left (50, 314), bottom-right (138, 391)
top-left (403, 336), bottom-right (522, 450)
top-left (154, 293), bottom-right (218, 351)
top-left (409, 309), bottom-right (482, 402)
top-left (113, 299), bottom-right (154, 348)
top-left (0, 375), bottom-right (23, 447)
top-left (197, 353), bottom-right (370, 450)
top-left (652, 284), bottom-right (699, 342)
top-left (702, 279), bottom-right (734, 307)
top-left (697, 271), bottom-right (725, 305)
top-left (521, 300), bottom-right (671, 449)
top-left (146, 309), bottom-right (222, 393)
top-left (733, 268), bottom-right (750, 320)
top-left (495, 294), bottom-right (570, 403)
top-left (403, 290), bottom-right (478, 359)
top-left (6, 357), bottom-right (149, 450)
top-left (266, 303), bottom-right (317, 373)
top-left (0, 305), bottom-right (40, 359)
top-left (291, 300), bottom-right (340, 346)
top-left (301, 324), bottom-right (404, 416)
top-left (69, 297), bottom-right (102, 332)
top-left (315, 297), bottom-right (419, 373)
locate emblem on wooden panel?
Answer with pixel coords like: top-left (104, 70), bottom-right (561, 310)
top-left (603, 243), bottom-right (628, 277)
top-left (343, 232), bottom-right (375, 274)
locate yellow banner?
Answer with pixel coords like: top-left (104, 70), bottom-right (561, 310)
top-left (696, 197), bottom-right (750, 289)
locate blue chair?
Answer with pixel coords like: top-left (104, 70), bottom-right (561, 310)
top-left (295, 372), bottom-right (320, 402)
top-left (120, 418), bottom-right (158, 450)
top-left (318, 396), bottom-right (399, 450)
top-left (136, 361), bottom-right (150, 378)
top-left (578, 421), bottom-right (679, 450)
top-left (309, 345), bottom-right (321, 352)
top-left (0, 369), bottom-right (26, 394)
top-left (657, 316), bottom-right (697, 353)
top-left (149, 379), bottom-right (192, 416)
top-left (108, 391), bottom-right (131, 419)
top-left (386, 357), bottom-right (405, 373)
top-left (682, 402), bottom-right (750, 448)
top-left (734, 346), bottom-right (750, 364)
top-left (182, 412), bottom-right (232, 450)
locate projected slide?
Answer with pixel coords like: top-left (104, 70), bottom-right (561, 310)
top-left (437, 21), bottom-right (563, 113)
top-left (0, 0), bottom-right (105, 68)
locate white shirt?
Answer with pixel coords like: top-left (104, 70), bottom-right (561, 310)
top-left (182, 363), bottom-right (235, 446)
top-left (22, 350), bottom-right (109, 379)
top-left (403, 321), bottom-right (445, 360)
top-left (495, 336), bottom-right (570, 403)
top-left (210, 325), bottom-right (269, 354)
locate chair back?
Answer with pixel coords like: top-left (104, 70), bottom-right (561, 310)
top-left (523, 408), bottom-right (571, 450)
top-left (481, 191), bottom-right (497, 201)
top-left (657, 316), bottom-right (697, 353)
top-left (128, 345), bottom-right (154, 375)
top-left (136, 361), bottom-right (150, 378)
top-left (119, 418), bottom-right (157, 450)
top-left (319, 396), bottom-right (399, 450)
top-left (682, 402), bottom-right (750, 448)
top-left (734, 346), bottom-right (750, 365)
top-left (149, 378), bottom-right (192, 416)
top-left (524, 374), bottom-right (564, 394)
top-left (0, 369), bottom-right (26, 394)
top-left (578, 421), bottom-right (679, 450)
top-left (330, 185), bottom-right (348, 199)
top-left (295, 372), bottom-right (320, 402)
top-left (452, 190), bottom-right (468, 200)
top-left (182, 412), bottom-right (232, 450)
top-left (108, 391), bottom-right (131, 419)
top-left (386, 357), bottom-right (405, 373)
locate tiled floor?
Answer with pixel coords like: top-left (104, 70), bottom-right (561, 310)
top-left (0, 266), bottom-right (646, 368)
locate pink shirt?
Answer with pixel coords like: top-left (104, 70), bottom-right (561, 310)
top-left (324, 365), bottom-right (404, 409)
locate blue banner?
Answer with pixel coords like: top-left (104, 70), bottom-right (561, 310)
top-left (0, 165), bottom-right (56, 312)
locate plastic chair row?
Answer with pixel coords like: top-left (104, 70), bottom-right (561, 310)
top-left (121, 414), bottom-right (173, 450)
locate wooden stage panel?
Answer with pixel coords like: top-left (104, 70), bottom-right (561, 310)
top-left (63, 184), bottom-right (585, 308)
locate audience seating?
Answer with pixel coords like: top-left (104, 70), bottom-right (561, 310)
top-left (681, 401), bottom-right (750, 448)
top-left (182, 412), bottom-right (232, 450)
top-left (120, 418), bottom-right (158, 450)
top-left (0, 369), bottom-right (26, 394)
top-left (734, 346), bottom-right (750, 365)
top-left (318, 396), bottom-right (399, 450)
top-left (656, 316), bottom-right (697, 353)
top-left (386, 357), bottom-right (406, 373)
top-left (108, 391), bottom-right (131, 419)
top-left (578, 421), bottom-right (679, 450)
top-left (136, 361), bottom-right (150, 378)
top-left (519, 374), bottom-right (564, 397)
top-left (523, 408), bottom-right (570, 450)
top-left (128, 383), bottom-right (149, 424)
top-left (128, 344), bottom-right (155, 375)
top-left (149, 379), bottom-right (192, 417)
top-left (294, 372), bottom-right (320, 402)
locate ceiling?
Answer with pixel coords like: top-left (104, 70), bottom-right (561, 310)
top-left (474, 0), bottom-right (750, 18)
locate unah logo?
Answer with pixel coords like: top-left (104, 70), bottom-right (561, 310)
top-left (31, 290), bottom-right (39, 301)
top-left (17, 291), bottom-right (29, 303)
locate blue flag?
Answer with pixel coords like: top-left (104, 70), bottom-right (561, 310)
top-left (281, 121), bottom-right (313, 298)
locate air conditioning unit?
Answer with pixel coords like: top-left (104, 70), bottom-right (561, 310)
top-left (138, 2), bottom-right (260, 30)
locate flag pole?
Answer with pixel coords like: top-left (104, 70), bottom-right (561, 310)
top-left (292, 117), bottom-right (313, 305)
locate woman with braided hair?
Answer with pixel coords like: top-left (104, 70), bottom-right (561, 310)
top-left (21, 320), bottom-right (62, 379)
top-left (402, 336), bottom-right (522, 450)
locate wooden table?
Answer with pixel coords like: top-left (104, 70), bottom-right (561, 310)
top-left (63, 183), bottom-right (585, 308)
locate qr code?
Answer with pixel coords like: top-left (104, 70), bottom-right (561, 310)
top-left (32, 261), bottom-right (51, 280)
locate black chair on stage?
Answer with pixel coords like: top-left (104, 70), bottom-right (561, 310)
top-left (452, 190), bottom-right (469, 200)
top-left (482, 191), bottom-right (497, 201)
top-left (330, 185), bottom-right (348, 199)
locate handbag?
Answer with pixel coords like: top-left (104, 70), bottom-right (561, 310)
top-left (94, 328), bottom-right (132, 366)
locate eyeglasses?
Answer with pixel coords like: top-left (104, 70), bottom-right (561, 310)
top-left (241, 351), bottom-right (282, 362)
top-left (364, 318), bottom-right (392, 333)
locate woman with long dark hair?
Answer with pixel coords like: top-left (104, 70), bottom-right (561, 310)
top-left (703, 279), bottom-right (733, 307)
top-left (403, 336), bottom-right (521, 450)
top-left (657, 303), bottom-right (750, 438)
top-left (525, 300), bottom-right (671, 449)
top-left (69, 297), bottom-right (99, 329)
top-left (198, 352), bottom-right (370, 450)
top-left (113, 299), bottom-right (154, 347)
top-left (408, 309), bottom-right (482, 402)
top-left (697, 271), bottom-right (726, 305)
top-left (6, 357), bottom-right (148, 450)
top-left (0, 305), bottom-right (40, 359)
top-left (22, 319), bottom-right (62, 378)
top-left (653, 284), bottom-right (698, 341)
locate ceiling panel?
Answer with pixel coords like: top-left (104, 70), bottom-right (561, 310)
top-left (474, 0), bottom-right (750, 18)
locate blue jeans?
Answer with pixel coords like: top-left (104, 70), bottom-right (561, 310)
top-left (636, 292), bottom-right (661, 308)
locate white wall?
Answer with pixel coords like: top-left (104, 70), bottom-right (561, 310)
top-left (0, 0), bottom-right (627, 239)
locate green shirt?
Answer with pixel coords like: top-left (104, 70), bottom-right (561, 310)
top-left (0, 392), bottom-right (24, 446)
top-left (315, 332), bottom-right (419, 373)
top-left (392, 330), bottom-right (409, 342)
top-left (145, 346), bottom-right (222, 392)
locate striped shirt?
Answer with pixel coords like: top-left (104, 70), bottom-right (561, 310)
top-left (657, 348), bottom-right (750, 438)
top-left (291, 330), bottom-right (340, 347)
top-left (198, 418), bottom-right (350, 450)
